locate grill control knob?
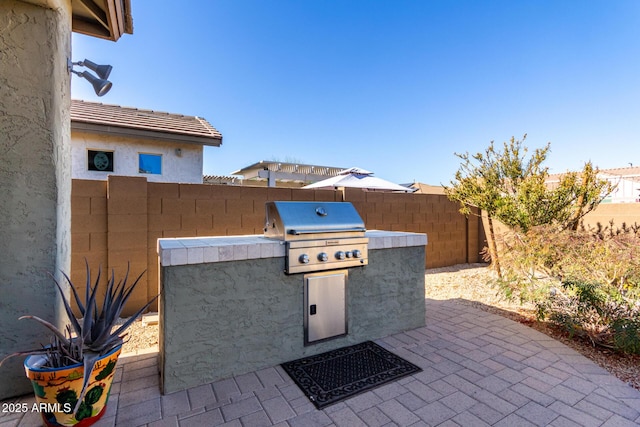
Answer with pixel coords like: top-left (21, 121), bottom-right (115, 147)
top-left (318, 252), bottom-right (328, 262)
top-left (345, 251), bottom-right (353, 258)
top-left (299, 254), bottom-right (310, 264)
top-left (352, 249), bottom-right (362, 258)
top-left (335, 251), bottom-right (346, 260)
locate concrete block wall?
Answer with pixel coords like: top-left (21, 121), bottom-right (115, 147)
top-left (71, 177), bottom-right (345, 315)
top-left (481, 203), bottom-right (640, 267)
top-left (344, 188), bottom-right (482, 268)
top-left (71, 180), bottom-right (109, 300)
top-left (107, 176), bottom-right (149, 310)
top-left (70, 176), bottom-right (485, 315)
top-left (581, 203), bottom-right (640, 231)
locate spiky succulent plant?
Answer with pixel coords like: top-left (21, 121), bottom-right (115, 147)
top-left (0, 261), bottom-right (158, 415)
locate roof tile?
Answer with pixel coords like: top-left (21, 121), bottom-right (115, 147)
top-left (71, 100), bottom-right (222, 144)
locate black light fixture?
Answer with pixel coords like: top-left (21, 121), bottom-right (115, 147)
top-left (68, 58), bottom-right (114, 97)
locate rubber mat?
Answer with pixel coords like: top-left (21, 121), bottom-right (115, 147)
top-left (281, 341), bottom-right (422, 409)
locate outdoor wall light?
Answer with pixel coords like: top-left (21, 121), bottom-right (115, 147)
top-left (68, 58), bottom-right (113, 97)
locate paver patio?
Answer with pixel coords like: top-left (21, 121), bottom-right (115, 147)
top-left (2, 298), bottom-right (639, 426)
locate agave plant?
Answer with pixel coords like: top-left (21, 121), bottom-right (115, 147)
top-left (1, 261), bottom-right (158, 414)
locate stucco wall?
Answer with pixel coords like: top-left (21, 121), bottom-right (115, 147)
top-left (71, 130), bottom-right (204, 183)
top-left (0, 0), bottom-right (72, 400)
top-left (601, 176), bottom-right (640, 204)
top-left (160, 246), bottom-right (426, 394)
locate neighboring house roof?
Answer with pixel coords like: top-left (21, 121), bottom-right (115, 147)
top-left (71, 100), bottom-right (222, 146)
top-left (547, 166), bottom-right (640, 183)
top-left (232, 161), bottom-right (346, 183)
top-left (203, 175), bottom-right (244, 185)
top-left (545, 166), bottom-right (640, 203)
top-left (408, 182), bottom-right (446, 194)
top-left (598, 166), bottom-right (640, 183)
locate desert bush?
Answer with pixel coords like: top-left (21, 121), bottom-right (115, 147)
top-left (536, 279), bottom-right (640, 354)
top-left (445, 136), bottom-right (613, 276)
top-left (496, 222), bottom-right (640, 354)
top-left (499, 223), bottom-right (640, 292)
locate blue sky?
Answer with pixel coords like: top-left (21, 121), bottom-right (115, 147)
top-left (71, 0), bottom-right (640, 185)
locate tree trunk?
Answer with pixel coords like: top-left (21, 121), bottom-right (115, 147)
top-left (486, 215), bottom-right (502, 278)
top-left (568, 172), bottom-right (590, 231)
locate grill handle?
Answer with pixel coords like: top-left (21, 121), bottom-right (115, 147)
top-left (288, 227), bottom-right (366, 235)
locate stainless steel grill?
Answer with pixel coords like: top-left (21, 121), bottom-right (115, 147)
top-left (264, 201), bottom-right (368, 274)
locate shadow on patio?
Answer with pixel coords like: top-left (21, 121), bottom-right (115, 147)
top-left (2, 298), bottom-right (639, 426)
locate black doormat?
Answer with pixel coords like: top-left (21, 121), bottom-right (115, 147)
top-left (281, 341), bottom-right (422, 409)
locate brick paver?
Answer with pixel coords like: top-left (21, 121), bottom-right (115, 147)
top-left (3, 299), bottom-right (640, 426)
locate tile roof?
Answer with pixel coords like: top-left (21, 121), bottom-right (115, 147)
top-left (408, 182), bottom-right (445, 194)
top-left (598, 166), bottom-right (640, 178)
top-left (71, 100), bottom-right (222, 146)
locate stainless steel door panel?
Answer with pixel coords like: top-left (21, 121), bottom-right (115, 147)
top-left (304, 270), bottom-right (347, 344)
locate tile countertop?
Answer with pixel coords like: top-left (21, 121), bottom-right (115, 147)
top-left (157, 230), bottom-right (427, 267)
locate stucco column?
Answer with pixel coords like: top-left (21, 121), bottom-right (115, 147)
top-left (0, 0), bottom-right (72, 399)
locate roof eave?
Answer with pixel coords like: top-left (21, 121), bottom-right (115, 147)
top-left (71, 122), bottom-right (222, 147)
top-left (71, 0), bottom-right (133, 41)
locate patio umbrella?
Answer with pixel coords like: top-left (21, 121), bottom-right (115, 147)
top-left (303, 167), bottom-right (413, 192)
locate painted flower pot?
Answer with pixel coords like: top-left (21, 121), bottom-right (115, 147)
top-left (24, 345), bottom-right (122, 427)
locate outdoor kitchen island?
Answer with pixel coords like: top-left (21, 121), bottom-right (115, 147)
top-left (157, 229), bottom-right (427, 394)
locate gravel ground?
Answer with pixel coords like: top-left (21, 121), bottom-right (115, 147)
top-left (115, 315), bottom-right (158, 355)
top-left (117, 263), bottom-right (639, 390)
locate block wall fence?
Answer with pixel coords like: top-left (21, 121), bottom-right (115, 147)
top-left (71, 176), bottom-right (484, 315)
top-left (580, 203), bottom-right (640, 230)
top-left (486, 202), bottom-right (640, 250)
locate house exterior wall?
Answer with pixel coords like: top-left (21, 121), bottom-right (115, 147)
top-left (601, 175), bottom-right (640, 204)
top-left (0, 0), bottom-right (72, 400)
top-left (71, 130), bottom-right (205, 183)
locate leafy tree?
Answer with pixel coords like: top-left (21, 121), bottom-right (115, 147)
top-left (444, 134), bottom-right (613, 273)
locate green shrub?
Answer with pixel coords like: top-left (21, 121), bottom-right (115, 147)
top-left (536, 279), bottom-right (640, 354)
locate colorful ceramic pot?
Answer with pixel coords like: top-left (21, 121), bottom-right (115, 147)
top-left (24, 345), bottom-right (121, 427)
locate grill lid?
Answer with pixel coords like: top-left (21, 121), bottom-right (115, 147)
top-left (264, 201), bottom-right (365, 240)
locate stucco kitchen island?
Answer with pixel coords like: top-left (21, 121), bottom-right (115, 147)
top-left (157, 230), bottom-right (427, 394)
